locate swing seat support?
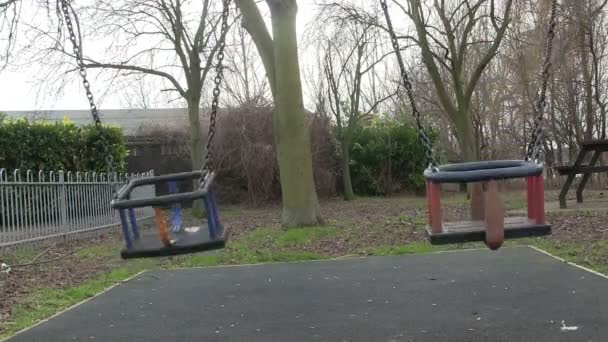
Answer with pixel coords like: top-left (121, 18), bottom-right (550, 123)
top-left (424, 160), bottom-right (551, 250)
top-left (112, 171), bottom-right (226, 259)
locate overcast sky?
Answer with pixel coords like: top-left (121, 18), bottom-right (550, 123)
top-left (0, 1), bottom-right (319, 111)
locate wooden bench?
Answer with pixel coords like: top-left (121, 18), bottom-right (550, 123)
top-left (557, 139), bottom-right (608, 208)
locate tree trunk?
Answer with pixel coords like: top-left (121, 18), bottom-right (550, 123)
top-left (451, 107), bottom-right (482, 218)
top-left (341, 140), bottom-right (355, 201)
top-left (576, 2), bottom-right (594, 141)
top-left (269, 1), bottom-right (322, 226)
top-left (187, 98), bottom-right (204, 171)
top-left (452, 108), bottom-right (479, 161)
top-left (187, 97), bottom-right (205, 215)
top-left (580, 37), bottom-right (594, 141)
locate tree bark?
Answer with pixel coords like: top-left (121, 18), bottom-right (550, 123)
top-left (186, 95), bottom-right (206, 215)
top-left (580, 31), bottom-right (595, 141)
top-left (236, 0), bottom-right (322, 227)
top-left (270, 1), bottom-right (321, 226)
top-left (453, 107), bottom-right (479, 161)
top-left (341, 139), bottom-right (355, 201)
top-left (187, 97), bottom-right (204, 171)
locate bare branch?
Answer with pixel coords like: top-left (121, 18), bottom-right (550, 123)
top-left (83, 61), bottom-right (187, 96)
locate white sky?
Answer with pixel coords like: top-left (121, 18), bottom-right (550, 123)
top-left (0, 0), bottom-right (320, 111)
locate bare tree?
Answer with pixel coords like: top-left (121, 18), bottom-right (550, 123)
top-left (589, 4), bottom-right (608, 139)
top-left (222, 25), bottom-right (270, 107)
top-left (390, 0), bottom-right (513, 161)
top-left (317, 5), bottom-right (397, 200)
top-left (0, 0), bottom-right (21, 68)
top-left (28, 0), bottom-right (236, 173)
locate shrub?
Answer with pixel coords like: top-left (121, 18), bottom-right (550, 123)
top-left (0, 117), bottom-right (127, 173)
top-left (349, 117), bottom-right (429, 195)
top-left (133, 105), bottom-right (339, 204)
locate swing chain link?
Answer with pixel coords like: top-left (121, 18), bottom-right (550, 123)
top-left (201, 0), bottom-right (231, 187)
top-left (380, 0), bottom-right (437, 170)
top-left (59, 0), bottom-right (115, 179)
top-left (526, 0), bottom-right (558, 163)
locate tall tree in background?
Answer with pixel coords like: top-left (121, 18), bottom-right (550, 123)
top-left (222, 25), bottom-right (271, 107)
top-left (318, 7), bottom-right (396, 200)
top-left (35, 0), bottom-right (233, 174)
top-left (235, 0), bottom-right (322, 226)
top-left (394, 0), bottom-right (513, 161)
top-left (0, 0), bottom-right (20, 68)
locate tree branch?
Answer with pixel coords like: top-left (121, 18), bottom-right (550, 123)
top-left (464, 0), bottom-right (512, 104)
top-left (83, 62), bottom-right (186, 96)
top-left (234, 0), bottom-right (276, 98)
top-left (0, 0), bottom-right (18, 8)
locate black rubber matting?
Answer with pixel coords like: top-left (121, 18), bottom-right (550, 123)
top-left (7, 246), bottom-right (608, 342)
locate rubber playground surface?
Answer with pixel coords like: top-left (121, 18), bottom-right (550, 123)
top-left (7, 246), bottom-right (608, 342)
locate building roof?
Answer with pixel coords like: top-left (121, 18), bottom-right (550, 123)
top-left (4, 108), bottom-right (194, 135)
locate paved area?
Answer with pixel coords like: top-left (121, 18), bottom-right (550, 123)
top-left (8, 246), bottom-right (607, 341)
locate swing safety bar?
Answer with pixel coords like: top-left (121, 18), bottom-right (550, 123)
top-left (424, 160), bottom-right (543, 183)
top-left (111, 171), bottom-right (216, 209)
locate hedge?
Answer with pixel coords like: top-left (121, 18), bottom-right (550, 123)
top-left (0, 115), bottom-right (127, 173)
top-left (350, 117), bottom-right (430, 195)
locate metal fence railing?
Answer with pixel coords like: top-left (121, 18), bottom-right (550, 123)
top-left (0, 169), bottom-right (155, 248)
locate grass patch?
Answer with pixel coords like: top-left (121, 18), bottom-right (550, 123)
top-left (275, 226), bottom-right (338, 247)
top-left (220, 240), bottom-right (327, 265)
top-left (530, 239), bottom-right (608, 275)
top-left (169, 255), bottom-right (220, 268)
top-left (168, 227), bottom-right (336, 268)
top-left (75, 242), bottom-right (119, 260)
top-left (226, 247), bottom-right (326, 264)
top-left (0, 247), bottom-right (42, 264)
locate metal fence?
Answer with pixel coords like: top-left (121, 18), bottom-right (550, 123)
top-left (0, 169), bottom-right (155, 248)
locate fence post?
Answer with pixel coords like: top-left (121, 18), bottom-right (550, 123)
top-left (58, 170), bottom-right (69, 242)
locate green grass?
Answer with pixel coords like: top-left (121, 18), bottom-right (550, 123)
top-left (169, 254), bottom-right (220, 268)
top-left (222, 244), bottom-right (326, 264)
top-left (0, 246), bottom-right (41, 264)
top-left (529, 239), bottom-right (608, 275)
top-left (167, 226), bottom-right (335, 268)
top-left (275, 226), bottom-right (338, 247)
top-left (75, 242), bottom-right (119, 260)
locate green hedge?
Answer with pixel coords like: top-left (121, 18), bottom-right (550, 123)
top-left (0, 116), bottom-right (127, 172)
top-left (350, 117), bottom-right (430, 195)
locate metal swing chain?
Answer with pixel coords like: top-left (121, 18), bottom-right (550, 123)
top-left (59, 0), bottom-right (115, 178)
top-left (200, 0), bottom-right (231, 187)
top-left (526, 0), bottom-right (558, 162)
top-left (380, 0), bottom-right (437, 170)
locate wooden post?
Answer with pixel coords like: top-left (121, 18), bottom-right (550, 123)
top-left (428, 181), bottom-right (443, 234)
top-left (484, 180), bottom-right (504, 250)
top-left (470, 182), bottom-right (485, 221)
